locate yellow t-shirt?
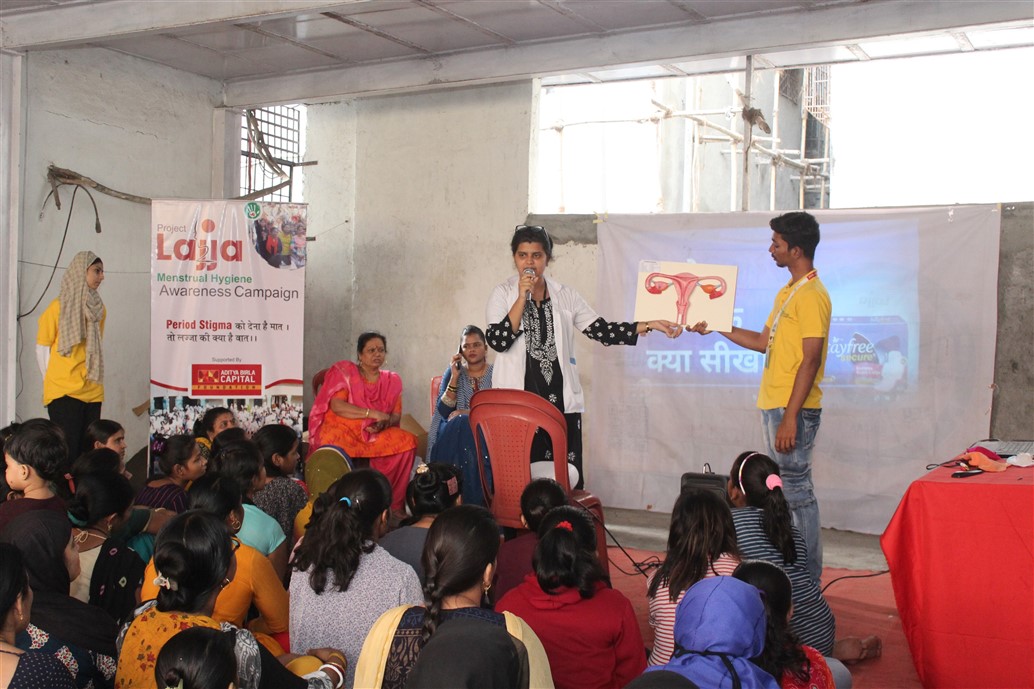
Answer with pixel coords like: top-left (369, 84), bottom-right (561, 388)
top-left (757, 274), bottom-right (830, 410)
top-left (37, 299), bottom-right (105, 406)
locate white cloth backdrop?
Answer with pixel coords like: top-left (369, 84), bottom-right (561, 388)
top-left (589, 206), bottom-right (1001, 534)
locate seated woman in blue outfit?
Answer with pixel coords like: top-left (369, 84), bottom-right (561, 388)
top-left (427, 325), bottom-right (493, 506)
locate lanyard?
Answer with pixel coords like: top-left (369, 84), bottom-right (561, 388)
top-left (765, 270), bottom-right (817, 368)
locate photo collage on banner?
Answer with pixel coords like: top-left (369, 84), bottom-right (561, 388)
top-left (149, 200), bottom-right (306, 476)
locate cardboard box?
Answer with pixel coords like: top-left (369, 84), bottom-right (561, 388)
top-left (401, 413), bottom-right (428, 462)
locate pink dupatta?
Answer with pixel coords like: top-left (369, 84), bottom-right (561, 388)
top-left (309, 360), bottom-right (403, 448)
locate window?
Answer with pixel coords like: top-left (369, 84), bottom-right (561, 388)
top-left (240, 105), bottom-right (306, 202)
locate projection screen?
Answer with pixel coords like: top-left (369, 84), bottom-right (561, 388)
top-left (589, 206), bottom-right (1001, 534)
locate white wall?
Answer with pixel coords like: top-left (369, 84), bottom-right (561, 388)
top-left (15, 48), bottom-right (221, 454)
top-left (302, 81), bottom-right (538, 426)
top-left (301, 100), bottom-right (358, 411)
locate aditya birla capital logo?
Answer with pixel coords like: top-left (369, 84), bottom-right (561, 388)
top-left (156, 217), bottom-right (243, 271)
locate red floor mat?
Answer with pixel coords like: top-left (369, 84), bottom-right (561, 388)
top-left (607, 547), bottom-right (922, 689)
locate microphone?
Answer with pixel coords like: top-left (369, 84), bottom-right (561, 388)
top-left (523, 268), bottom-right (536, 302)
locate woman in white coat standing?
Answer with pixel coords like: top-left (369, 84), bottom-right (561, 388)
top-left (486, 225), bottom-right (680, 488)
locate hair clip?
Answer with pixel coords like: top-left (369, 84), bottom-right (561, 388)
top-left (339, 496), bottom-right (352, 508)
top-left (445, 476), bottom-right (459, 497)
top-left (415, 464), bottom-right (430, 475)
top-left (765, 474), bottom-right (783, 491)
top-left (556, 520), bottom-right (573, 532)
top-left (151, 438), bottom-right (167, 455)
top-left (153, 572), bottom-right (179, 592)
top-left (738, 451), bottom-right (761, 493)
top-left (164, 681), bottom-right (184, 689)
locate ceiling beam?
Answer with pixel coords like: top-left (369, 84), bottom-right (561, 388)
top-left (0, 0), bottom-right (376, 50)
top-left (224, 0), bottom-right (1033, 107)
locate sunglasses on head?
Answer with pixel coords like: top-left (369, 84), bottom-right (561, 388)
top-left (515, 224), bottom-right (546, 234)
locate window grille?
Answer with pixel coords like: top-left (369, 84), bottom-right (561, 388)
top-left (779, 69), bottom-right (803, 105)
top-left (803, 66), bottom-right (831, 126)
top-left (240, 105), bottom-right (304, 202)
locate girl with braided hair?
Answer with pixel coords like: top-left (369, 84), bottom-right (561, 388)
top-left (289, 469), bottom-right (422, 688)
top-left (355, 505), bottom-right (553, 689)
top-left (733, 560), bottom-right (836, 689)
top-left (497, 505), bottom-right (645, 689)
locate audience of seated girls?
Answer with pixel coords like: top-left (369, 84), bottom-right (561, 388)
top-left (154, 627), bottom-right (238, 689)
top-left (140, 473), bottom-right (290, 655)
top-left (83, 419), bottom-right (130, 478)
top-left (0, 420), bottom-right (68, 531)
top-left (379, 462), bottom-right (462, 585)
top-left (193, 407), bottom-right (237, 462)
top-left (0, 543), bottom-right (77, 689)
top-left (734, 560), bottom-right (841, 689)
top-left (252, 423), bottom-right (308, 541)
top-left (1, 509), bottom-right (118, 688)
top-left (355, 504), bottom-right (553, 689)
top-left (289, 469), bottom-right (423, 688)
top-left (492, 478), bottom-right (568, 604)
top-left (2, 411), bottom-right (892, 689)
top-left (67, 472), bottom-right (145, 625)
top-left (136, 435), bottom-right (206, 513)
top-left (728, 451), bottom-right (880, 666)
top-left (209, 439), bottom-right (289, 580)
top-left (647, 487), bottom-right (741, 665)
top-left (645, 576), bottom-right (780, 689)
top-left (497, 505), bottom-right (646, 689)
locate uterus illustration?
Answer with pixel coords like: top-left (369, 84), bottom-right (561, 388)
top-left (643, 272), bottom-right (727, 325)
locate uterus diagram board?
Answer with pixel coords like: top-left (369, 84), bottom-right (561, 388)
top-left (633, 260), bottom-right (738, 333)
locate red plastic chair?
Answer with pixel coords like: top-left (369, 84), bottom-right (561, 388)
top-left (312, 367), bottom-right (329, 397)
top-left (469, 388), bottom-right (610, 575)
top-left (430, 375), bottom-right (443, 420)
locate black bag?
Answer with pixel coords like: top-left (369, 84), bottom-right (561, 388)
top-left (680, 463), bottom-right (728, 500)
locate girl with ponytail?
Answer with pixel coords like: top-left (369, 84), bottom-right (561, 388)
top-left (137, 434), bottom-right (207, 513)
top-left (728, 451), bottom-right (836, 656)
top-left (289, 469), bottom-right (422, 689)
top-left (67, 471), bottom-right (144, 624)
top-left (497, 505), bottom-right (646, 689)
top-left (354, 505), bottom-right (552, 689)
top-left (379, 463), bottom-right (462, 585)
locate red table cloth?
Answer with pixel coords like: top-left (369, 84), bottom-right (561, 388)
top-left (881, 466), bottom-right (1033, 688)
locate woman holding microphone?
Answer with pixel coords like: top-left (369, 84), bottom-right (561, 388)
top-left (486, 225), bottom-right (681, 488)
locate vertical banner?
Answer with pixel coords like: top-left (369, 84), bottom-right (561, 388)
top-left (149, 200), bottom-right (306, 464)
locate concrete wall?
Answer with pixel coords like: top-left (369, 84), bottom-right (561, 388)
top-left (991, 202), bottom-right (1034, 439)
top-left (300, 100), bottom-right (358, 411)
top-left (303, 80), bottom-right (541, 424)
top-left (14, 48), bottom-right (222, 453)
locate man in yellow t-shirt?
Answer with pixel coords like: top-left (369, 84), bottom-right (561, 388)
top-left (691, 212), bottom-right (830, 582)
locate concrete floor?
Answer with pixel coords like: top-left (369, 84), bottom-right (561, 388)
top-left (604, 506), bottom-right (888, 572)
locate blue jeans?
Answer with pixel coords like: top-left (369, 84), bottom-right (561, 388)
top-left (761, 406), bottom-right (823, 582)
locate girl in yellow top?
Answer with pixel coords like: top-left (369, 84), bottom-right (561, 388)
top-left (36, 250), bottom-right (106, 468)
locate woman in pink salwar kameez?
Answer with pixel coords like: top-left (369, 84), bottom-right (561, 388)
top-left (309, 332), bottom-right (416, 510)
